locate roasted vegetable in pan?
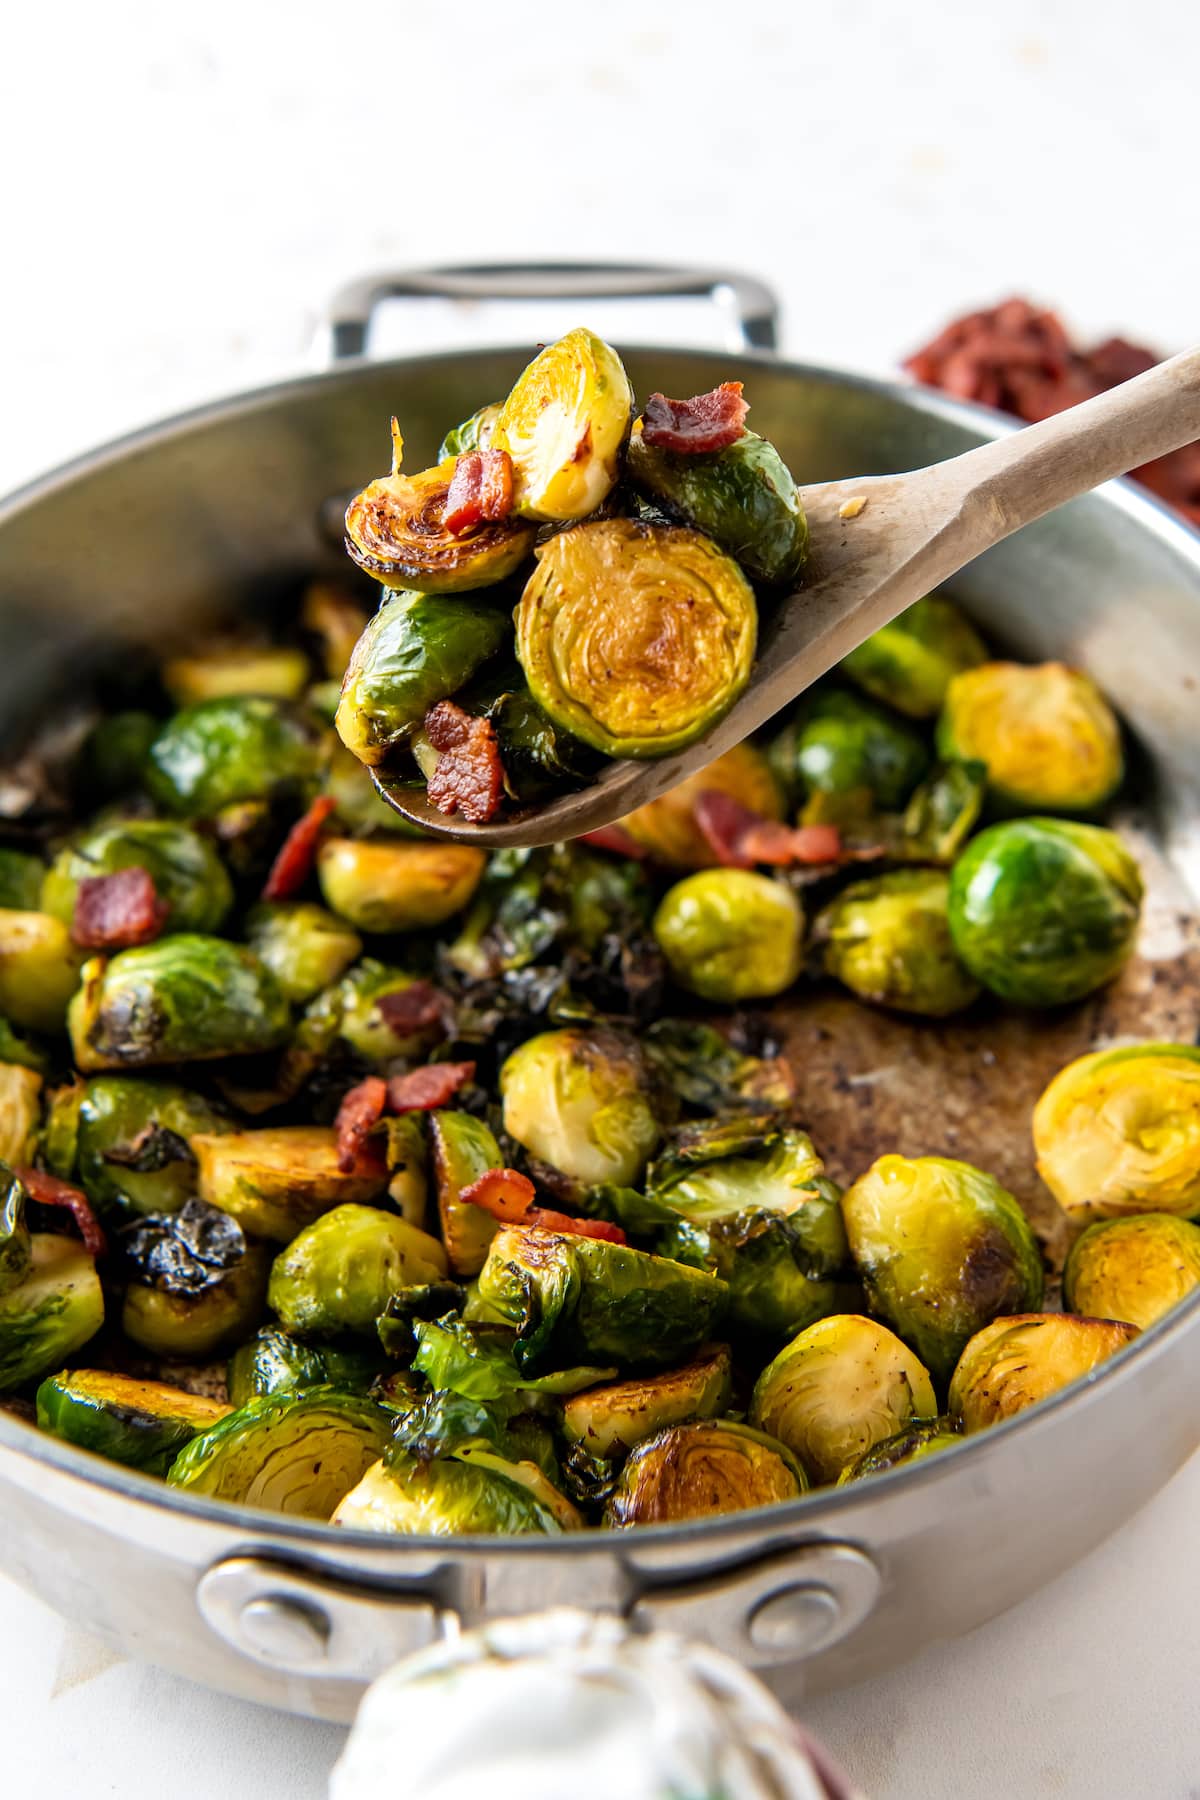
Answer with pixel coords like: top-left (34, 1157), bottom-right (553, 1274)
top-left (494, 329), bottom-right (633, 522)
top-left (37, 1370), bottom-right (230, 1476)
top-left (316, 836), bottom-right (485, 933)
top-left (0, 1227), bottom-right (104, 1392)
top-left (145, 696), bottom-right (319, 817)
top-left (0, 909), bottom-right (83, 1031)
top-left (815, 868), bottom-right (981, 1018)
top-left (243, 902), bottom-right (361, 1003)
top-left (841, 593), bottom-right (987, 719)
top-left (0, 1064), bottom-right (42, 1166)
top-left (948, 1313), bottom-right (1138, 1433)
top-left (653, 869), bottom-right (804, 1003)
top-left (162, 640), bottom-right (311, 707)
top-left (767, 688), bottom-right (930, 814)
top-left (168, 1387), bottom-right (391, 1516)
top-left (619, 744), bottom-right (784, 870)
top-left (192, 1127), bottom-right (388, 1242)
top-left (332, 1449), bottom-right (564, 1536)
top-left (500, 1026), bottom-right (663, 1188)
top-left (947, 818), bottom-right (1143, 1006)
top-left (1032, 1044), bottom-right (1200, 1221)
top-left (605, 1419), bottom-right (807, 1525)
top-left (227, 1327), bottom-right (384, 1408)
top-left (120, 1198), bottom-right (269, 1358)
top-left (429, 1110), bottom-right (504, 1277)
top-left (65, 1075), bottom-right (231, 1221)
top-left (627, 422), bottom-right (809, 585)
top-left (69, 936), bottom-right (291, 1070)
top-left (267, 1204), bottom-right (447, 1338)
top-left (837, 1417), bottom-right (961, 1483)
top-left (938, 661), bottom-right (1123, 813)
top-left (1063, 1214), bottom-right (1200, 1331)
top-left (42, 819), bottom-right (234, 938)
top-left (0, 849), bottom-right (47, 912)
top-left (561, 1344), bottom-right (733, 1460)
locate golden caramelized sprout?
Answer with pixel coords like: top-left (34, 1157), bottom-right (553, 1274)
top-left (620, 744), bottom-right (784, 869)
top-left (937, 661), bottom-right (1123, 814)
top-left (948, 1313), bottom-right (1137, 1432)
top-left (495, 329), bottom-right (633, 522)
top-left (1063, 1214), bottom-right (1200, 1331)
top-left (1033, 1044), bottom-right (1200, 1222)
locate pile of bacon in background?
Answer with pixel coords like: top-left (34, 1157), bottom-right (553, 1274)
top-left (904, 299), bottom-right (1200, 527)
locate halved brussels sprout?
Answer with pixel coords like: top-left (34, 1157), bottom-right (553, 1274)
top-left (407, 1314), bottom-right (612, 1404)
top-left (815, 869), bottom-right (981, 1018)
top-left (841, 1154), bottom-right (1044, 1385)
top-left (627, 423), bottom-right (808, 586)
top-left (243, 902), bottom-right (362, 1004)
top-left (334, 589), bottom-right (512, 766)
top-left (604, 1419), bottom-right (806, 1526)
top-left (767, 688), bottom-right (930, 814)
top-left (74, 710), bottom-right (159, 806)
top-left (500, 1027), bottom-right (662, 1188)
top-left (937, 661), bottom-right (1123, 813)
top-left (0, 849), bottom-right (46, 912)
top-left (438, 401), bottom-right (502, 465)
top-left (948, 1313), bottom-right (1138, 1433)
top-left (227, 1326), bottom-right (383, 1408)
top-left (836, 1417), bottom-right (961, 1483)
top-left (0, 1164), bottom-right (32, 1295)
top-left (0, 909), bottom-right (83, 1031)
top-left (750, 1313), bottom-right (937, 1484)
top-left (37, 1370), bottom-right (231, 1475)
top-left (620, 744), bottom-right (784, 870)
top-left (267, 1203), bottom-right (447, 1338)
top-left (168, 1388), bottom-right (392, 1517)
top-left (477, 1226), bottom-right (728, 1374)
top-left (641, 1019), bottom-right (796, 1114)
top-left (649, 1120), bottom-right (851, 1344)
top-left (317, 836), bottom-right (485, 933)
top-left (1063, 1214), bottom-right (1200, 1330)
top-left (69, 1075), bottom-right (231, 1220)
top-left (0, 1063), bottom-right (41, 1166)
top-left (947, 819), bottom-right (1143, 1006)
top-left (470, 679), bottom-right (599, 804)
top-left (162, 641), bottom-right (312, 706)
top-left (515, 520), bottom-right (757, 758)
top-left (121, 1199), bottom-right (270, 1358)
top-left (193, 1127), bottom-right (388, 1242)
top-left (145, 696), bottom-right (320, 817)
top-left (69, 936), bottom-right (291, 1070)
top-left (494, 329), bottom-right (632, 522)
top-left (653, 869), bottom-right (804, 1003)
top-left (841, 594), bottom-right (987, 719)
top-left (1033, 1044), bottom-right (1200, 1222)
top-left (429, 1110), bottom-right (503, 1277)
top-left (42, 819), bottom-right (234, 937)
top-left (561, 1343), bottom-right (733, 1459)
top-left (332, 1450), bottom-right (563, 1535)
top-left (0, 1232), bottom-right (104, 1392)
top-left (302, 960), bottom-right (446, 1066)
top-left (383, 1113), bottom-right (429, 1229)
top-left (345, 446), bottom-right (535, 592)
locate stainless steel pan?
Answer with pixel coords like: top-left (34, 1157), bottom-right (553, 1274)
top-left (1, 265), bottom-right (1198, 1724)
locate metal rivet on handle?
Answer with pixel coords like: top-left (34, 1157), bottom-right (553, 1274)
top-left (746, 1583), bottom-right (842, 1656)
top-left (238, 1595), bottom-right (331, 1669)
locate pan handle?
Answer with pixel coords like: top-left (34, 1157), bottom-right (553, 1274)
top-left (323, 262), bottom-right (780, 359)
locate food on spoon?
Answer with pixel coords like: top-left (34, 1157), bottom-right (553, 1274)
top-left (493, 329), bottom-right (633, 522)
top-left (937, 661), bottom-right (1124, 814)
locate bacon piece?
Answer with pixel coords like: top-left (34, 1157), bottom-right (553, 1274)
top-left (460, 1168), bottom-right (627, 1243)
top-left (334, 1076), bottom-right (388, 1174)
top-left (71, 867), bottom-right (169, 951)
top-left (13, 1166), bottom-right (107, 1258)
top-left (526, 1208), bottom-right (627, 1244)
top-left (425, 701), bottom-right (504, 824)
top-left (261, 794), bottom-right (336, 902)
top-left (374, 979), bottom-right (451, 1037)
top-left (442, 449), bottom-right (515, 536)
top-left (694, 789), bottom-right (843, 869)
top-left (578, 824), bottom-right (648, 859)
top-left (387, 1060), bottom-right (476, 1114)
top-left (641, 381), bottom-right (749, 453)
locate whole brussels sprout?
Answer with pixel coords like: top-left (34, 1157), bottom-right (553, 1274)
top-left (0, 1231), bottom-right (104, 1392)
top-left (162, 641), bottom-right (311, 707)
top-left (301, 960), bottom-right (447, 1066)
top-left (515, 521), bottom-right (757, 759)
top-left (0, 1063), bottom-right (42, 1167)
top-left (767, 688), bottom-right (930, 813)
top-left (437, 401), bottom-right (502, 464)
top-left (841, 593), bottom-right (987, 719)
top-left (227, 1326), bottom-right (384, 1409)
top-left (653, 869), bottom-right (804, 1003)
top-left (604, 1420), bottom-right (807, 1526)
top-left (814, 869), bottom-right (981, 1018)
top-left (42, 819), bottom-right (234, 937)
top-left (332, 1450), bottom-right (564, 1536)
top-left (626, 422), bottom-right (809, 585)
top-left (841, 1154), bottom-right (1044, 1385)
top-left (344, 452), bottom-right (535, 593)
top-left (68, 936), bottom-right (291, 1070)
top-left (500, 1026), bottom-right (663, 1188)
top-left (37, 1371), bottom-right (230, 1476)
top-left (0, 909), bottom-right (83, 1032)
top-left (947, 818), bottom-right (1143, 1006)
top-left (334, 588), bottom-right (512, 766)
top-left (145, 696), bottom-right (320, 817)
top-left (937, 661), bottom-right (1123, 813)
top-left (477, 1226), bottom-right (728, 1374)
top-left (0, 848), bottom-right (46, 912)
top-left (561, 1344), bottom-right (733, 1460)
top-left (948, 1313), bottom-right (1138, 1433)
top-left (267, 1204), bottom-right (447, 1338)
top-left (1033, 1044), bottom-right (1200, 1222)
top-left (317, 836), bottom-right (485, 933)
top-left (750, 1313), bottom-right (937, 1484)
top-left (168, 1388), bottom-right (392, 1517)
top-left (620, 744), bottom-right (784, 870)
top-left (244, 901), bottom-right (362, 1002)
top-left (495, 329), bottom-right (633, 523)
top-left (70, 1075), bottom-right (231, 1220)
top-left (836, 1417), bottom-right (961, 1483)
top-left (1063, 1215), bottom-right (1200, 1330)
top-left (120, 1198), bottom-right (270, 1358)
top-left (193, 1127), bottom-right (389, 1242)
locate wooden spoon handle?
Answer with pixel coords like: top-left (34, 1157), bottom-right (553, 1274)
top-left (920, 344), bottom-right (1200, 541)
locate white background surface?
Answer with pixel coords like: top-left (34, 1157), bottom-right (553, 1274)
top-left (2, 1), bottom-right (1199, 1793)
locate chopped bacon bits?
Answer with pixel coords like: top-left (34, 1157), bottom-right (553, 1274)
top-left (387, 1060), bottom-right (476, 1114)
top-left (442, 449), bottom-right (515, 536)
top-left (374, 980), bottom-right (451, 1037)
top-left (71, 866), bottom-right (169, 951)
top-left (578, 824), bottom-right (648, 859)
top-left (641, 382), bottom-right (749, 454)
top-left (425, 701), bottom-right (504, 824)
top-left (334, 1076), bottom-right (388, 1174)
top-left (261, 795), bottom-right (336, 902)
top-left (14, 1166), bottom-right (107, 1257)
top-left (460, 1167), bottom-right (627, 1243)
top-left (694, 789), bottom-right (843, 869)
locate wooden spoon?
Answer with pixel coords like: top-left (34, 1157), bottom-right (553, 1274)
top-left (373, 346), bottom-right (1200, 847)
